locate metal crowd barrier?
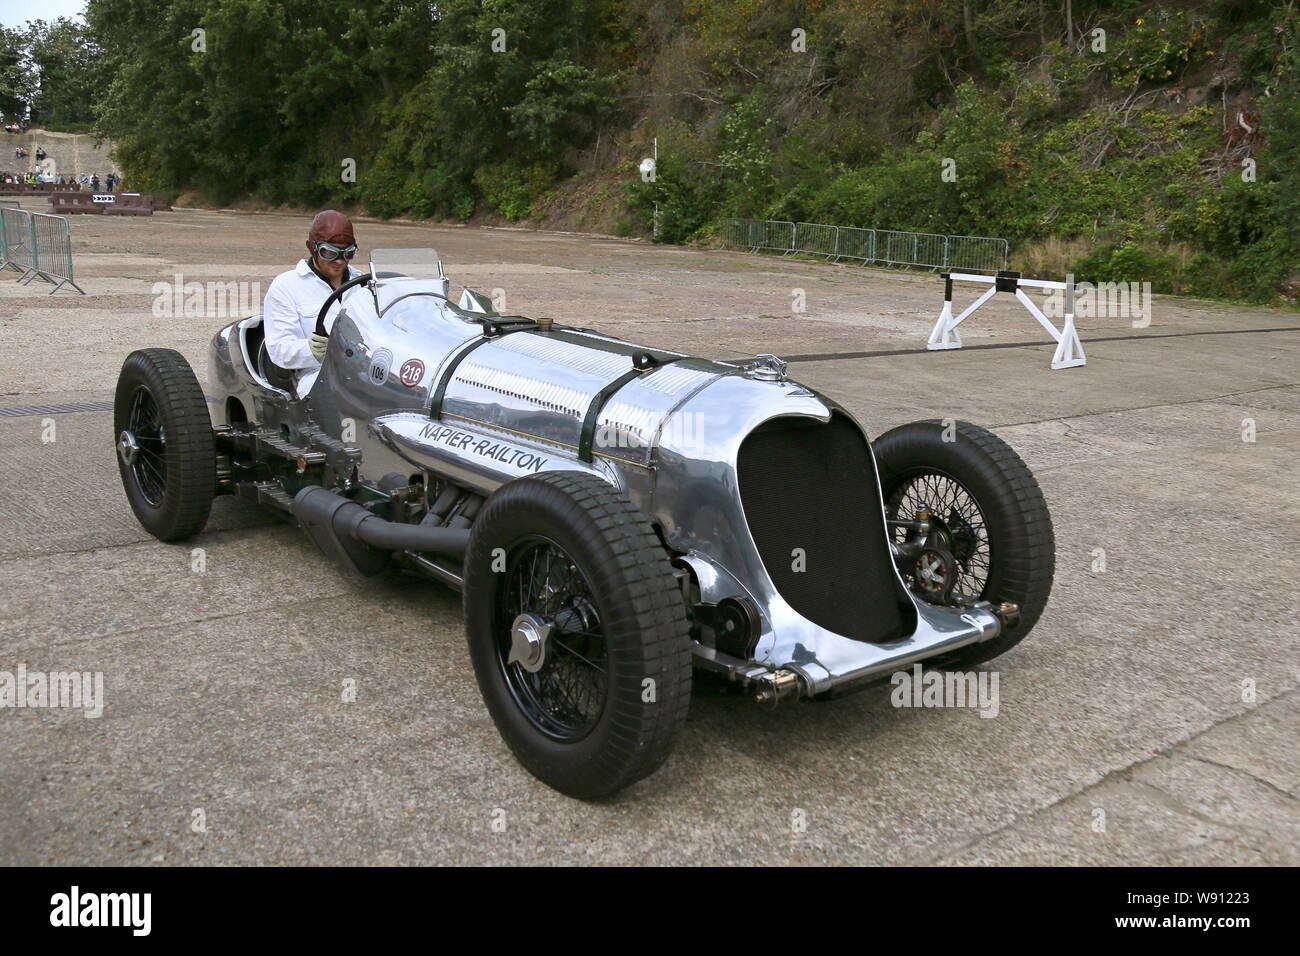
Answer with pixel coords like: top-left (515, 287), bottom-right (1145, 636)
top-left (0, 206), bottom-right (86, 294)
top-left (0, 207), bottom-right (31, 274)
top-left (720, 218), bottom-right (1008, 272)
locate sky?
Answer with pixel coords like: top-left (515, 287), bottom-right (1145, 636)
top-left (2, 0), bottom-right (87, 30)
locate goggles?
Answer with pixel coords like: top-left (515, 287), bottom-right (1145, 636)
top-left (313, 240), bottom-right (357, 262)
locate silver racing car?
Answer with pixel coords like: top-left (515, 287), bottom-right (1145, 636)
top-left (114, 249), bottom-right (1054, 798)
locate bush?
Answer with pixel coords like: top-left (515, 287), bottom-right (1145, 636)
top-left (1074, 241), bottom-right (1180, 291)
top-left (472, 163), bottom-right (556, 221)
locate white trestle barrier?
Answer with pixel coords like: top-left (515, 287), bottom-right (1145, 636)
top-left (928, 270), bottom-right (1086, 370)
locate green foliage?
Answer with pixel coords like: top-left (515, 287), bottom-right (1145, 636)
top-left (13, 19), bottom-right (104, 131)
top-left (625, 118), bottom-right (721, 243)
top-left (67, 0), bottom-right (1300, 304)
top-left (1107, 7), bottom-right (1213, 87)
top-left (473, 162), bottom-right (556, 221)
top-left (715, 96), bottom-right (777, 215)
top-left (87, 0), bottom-right (621, 214)
top-left (1074, 240), bottom-right (1180, 289)
top-left (1262, 19), bottom-right (1300, 256)
top-left (0, 27), bottom-right (31, 122)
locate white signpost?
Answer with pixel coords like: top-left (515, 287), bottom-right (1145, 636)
top-left (928, 270), bottom-right (1086, 369)
top-left (91, 194), bottom-right (116, 204)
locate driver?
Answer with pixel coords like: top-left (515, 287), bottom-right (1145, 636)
top-left (263, 210), bottom-right (363, 396)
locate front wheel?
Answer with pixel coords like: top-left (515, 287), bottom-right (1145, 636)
top-left (462, 471), bottom-right (692, 799)
top-left (873, 419), bottom-right (1054, 667)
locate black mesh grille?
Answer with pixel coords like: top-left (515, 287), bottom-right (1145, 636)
top-left (737, 413), bottom-right (912, 643)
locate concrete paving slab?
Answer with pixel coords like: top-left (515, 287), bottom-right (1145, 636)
top-left (0, 207), bottom-right (1295, 865)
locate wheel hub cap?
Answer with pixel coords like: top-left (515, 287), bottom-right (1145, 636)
top-left (508, 612), bottom-right (553, 673)
top-left (918, 553), bottom-right (946, 584)
top-left (116, 429), bottom-right (140, 466)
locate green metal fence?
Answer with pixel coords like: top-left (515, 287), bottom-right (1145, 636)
top-left (0, 206), bottom-right (85, 294)
top-left (720, 218), bottom-right (1008, 272)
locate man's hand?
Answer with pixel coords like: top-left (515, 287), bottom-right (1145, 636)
top-left (308, 333), bottom-right (328, 362)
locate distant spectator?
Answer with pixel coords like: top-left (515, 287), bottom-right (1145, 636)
top-left (91, 174), bottom-right (100, 192)
top-left (106, 173), bottom-right (117, 191)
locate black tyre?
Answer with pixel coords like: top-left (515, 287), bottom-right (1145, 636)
top-left (114, 349), bottom-right (216, 541)
top-left (873, 419), bottom-right (1054, 667)
top-left (463, 471), bottom-right (692, 799)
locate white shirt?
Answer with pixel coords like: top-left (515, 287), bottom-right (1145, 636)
top-left (263, 259), bottom-right (363, 396)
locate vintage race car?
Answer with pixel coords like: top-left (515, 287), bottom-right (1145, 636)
top-left (114, 249), bottom-right (1054, 798)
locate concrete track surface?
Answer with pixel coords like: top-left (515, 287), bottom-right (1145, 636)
top-left (1, 202), bottom-right (1296, 865)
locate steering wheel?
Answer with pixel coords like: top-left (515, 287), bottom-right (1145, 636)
top-left (314, 273), bottom-right (374, 338)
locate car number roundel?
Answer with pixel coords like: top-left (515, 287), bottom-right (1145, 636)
top-left (399, 359), bottom-right (425, 388)
top-left (368, 348), bottom-right (393, 384)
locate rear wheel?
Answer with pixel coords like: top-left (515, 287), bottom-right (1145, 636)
top-left (114, 348), bottom-right (215, 541)
top-left (463, 471), bottom-right (692, 799)
top-left (873, 419), bottom-right (1054, 667)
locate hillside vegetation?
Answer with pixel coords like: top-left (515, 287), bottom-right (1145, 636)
top-left (23, 1), bottom-right (1300, 301)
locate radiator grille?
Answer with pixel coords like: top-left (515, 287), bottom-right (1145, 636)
top-left (737, 413), bottom-right (912, 643)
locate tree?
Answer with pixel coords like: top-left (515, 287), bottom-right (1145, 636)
top-left (27, 19), bottom-right (104, 131)
top-left (0, 26), bottom-right (35, 122)
top-left (1263, 20), bottom-right (1300, 252)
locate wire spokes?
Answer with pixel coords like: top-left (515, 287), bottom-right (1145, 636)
top-left (888, 471), bottom-right (992, 599)
top-left (126, 386), bottom-right (166, 506)
top-left (497, 538), bottom-right (608, 740)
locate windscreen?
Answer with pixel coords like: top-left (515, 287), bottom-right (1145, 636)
top-left (370, 247), bottom-right (443, 279)
top-left (369, 248), bottom-right (452, 319)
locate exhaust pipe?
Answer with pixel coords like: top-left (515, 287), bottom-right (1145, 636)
top-left (292, 485), bottom-right (471, 577)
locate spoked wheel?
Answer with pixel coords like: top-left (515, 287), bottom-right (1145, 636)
top-left (496, 536), bottom-right (608, 742)
top-left (464, 471), bottom-right (692, 799)
top-left (873, 419), bottom-right (1054, 667)
top-left (114, 349), bottom-right (215, 541)
top-left (120, 386), bottom-right (168, 507)
top-left (886, 471), bottom-right (992, 603)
